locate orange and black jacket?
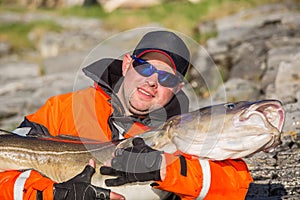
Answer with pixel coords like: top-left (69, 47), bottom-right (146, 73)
top-left (0, 58), bottom-right (252, 199)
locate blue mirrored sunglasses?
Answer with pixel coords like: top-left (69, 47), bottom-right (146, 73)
top-left (130, 55), bottom-right (182, 88)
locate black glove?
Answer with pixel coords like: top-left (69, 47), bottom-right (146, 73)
top-left (100, 137), bottom-right (163, 186)
top-left (54, 165), bottom-right (110, 200)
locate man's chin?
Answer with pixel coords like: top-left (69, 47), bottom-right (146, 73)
top-left (128, 101), bottom-right (163, 116)
top-left (128, 101), bottom-right (152, 115)
top-left (129, 106), bottom-right (150, 116)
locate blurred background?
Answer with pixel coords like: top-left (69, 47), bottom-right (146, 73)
top-left (0, 0), bottom-right (300, 199)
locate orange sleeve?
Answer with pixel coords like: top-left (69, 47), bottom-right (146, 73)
top-left (154, 153), bottom-right (202, 199)
top-left (25, 87), bottom-right (113, 141)
top-left (206, 159), bottom-right (253, 200)
top-left (0, 170), bottom-right (55, 200)
top-left (26, 92), bottom-right (72, 137)
top-left (154, 154), bottom-right (253, 200)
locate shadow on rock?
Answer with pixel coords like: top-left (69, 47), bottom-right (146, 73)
top-left (246, 183), bottom-right (287, 200)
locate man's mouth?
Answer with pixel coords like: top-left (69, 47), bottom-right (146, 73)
top-left (137, 88), bottom-right (155, 97)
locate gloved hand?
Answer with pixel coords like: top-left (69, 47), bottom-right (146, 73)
top-left (100, 137), bottom-right (163, 186)
top-left (54, 164), bottom-right (110, 200)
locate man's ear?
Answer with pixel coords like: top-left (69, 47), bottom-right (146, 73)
top-left (174, 82), bottom-right (185, 94)
top-left (122, 54), bottom-right (132, 76)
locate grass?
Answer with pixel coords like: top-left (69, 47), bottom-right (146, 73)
top-left (0, 20), bottom-right (62, 52)
top-left (56, 0), bottom-right (283, 41)
top-left (0, 0), bottom-right (286, 52)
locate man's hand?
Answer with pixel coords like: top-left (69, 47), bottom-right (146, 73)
top-left (100, 137), bottom-right (163, 186)
top-left (54, 159), bottom-right (125, 200)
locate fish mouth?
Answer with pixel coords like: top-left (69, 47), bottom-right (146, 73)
top-left (239, 100), bottom-right (285, 151)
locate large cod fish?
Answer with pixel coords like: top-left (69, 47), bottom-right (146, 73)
top-left (0, 100), bottom-right (285, 199)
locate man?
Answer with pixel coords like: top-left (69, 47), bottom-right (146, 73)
top-left (0, 30), bottom-right (252, 199)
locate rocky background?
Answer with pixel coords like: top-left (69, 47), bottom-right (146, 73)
top-left (0, 2), bottom-right (299, 199)
top-left (199, 3), bottom-right (300, 200)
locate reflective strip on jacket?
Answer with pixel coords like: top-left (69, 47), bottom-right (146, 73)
top-left (0, 170), bottom-right (54, 199)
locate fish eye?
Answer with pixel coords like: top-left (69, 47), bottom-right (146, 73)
top-left (225, 103), bottom-right (236, 109)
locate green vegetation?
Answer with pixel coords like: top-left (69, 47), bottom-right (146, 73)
top-left (0, 20), bottom-right (62, 51)
top-left (57, 0), bottom-right (281, 37)
top-left (0, 0), bottom-right (283, 51)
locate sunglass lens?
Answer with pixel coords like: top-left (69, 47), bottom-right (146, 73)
top-left (133, 61), bottom-right (154, 77)
top-left (158, 72), bottom-right (180, 87)
top-left (131, 55), bottom-right (181, 87)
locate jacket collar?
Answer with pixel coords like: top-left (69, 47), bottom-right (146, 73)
top-left (82, 58), bottom-right (123, 94)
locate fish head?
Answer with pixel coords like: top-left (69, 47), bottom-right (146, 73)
top-left (165, 99), bottom-right (285, 159)
top-left (233, 99), bottom-right (285, 152)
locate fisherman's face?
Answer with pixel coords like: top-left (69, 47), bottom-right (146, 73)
top-left (119, 53), bottom-right (183, 116)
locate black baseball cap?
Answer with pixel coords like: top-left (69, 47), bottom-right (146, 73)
top-left (133, 30), bottom-right (190, 76)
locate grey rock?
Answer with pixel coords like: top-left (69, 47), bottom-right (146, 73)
top-left (0, 41), bottom-right (11, 56)
top-left (190, 47), bottom-right (224, 92)
top-left (206, 38), bottom-right (228, 55)
top-left (42, 50), bottom-right (89, 75)
top-left (98, 0), bottom-right (162, 13)
top-left (213, 78), bottom-right (261, 102)
top-left (215, 3), bottom-right (300, 43)
top-left (269, 61), bottom-right (300, 103)
top-left (13, 0), bottom-right (85, 8)
top-left (262, 46), bottom-right (300, 90)
top-left (282, 101), bottom-right (300, 138)
top-left (229, 41), bottom-right (267, 83)
top-left (266, 34), bottom-right (300, 49)
top-left (37, 32), bottom-right (60, 58)
top-left (0, 62), bottom-right (40, 85)
top-left (197, 20), bottom-right (216, 35)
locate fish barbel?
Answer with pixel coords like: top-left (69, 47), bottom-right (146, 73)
top-left (0, 100), bottom-right (285, 199)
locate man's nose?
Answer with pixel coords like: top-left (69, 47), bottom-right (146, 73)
top-left (146, 74), bottom-right (158, 88)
